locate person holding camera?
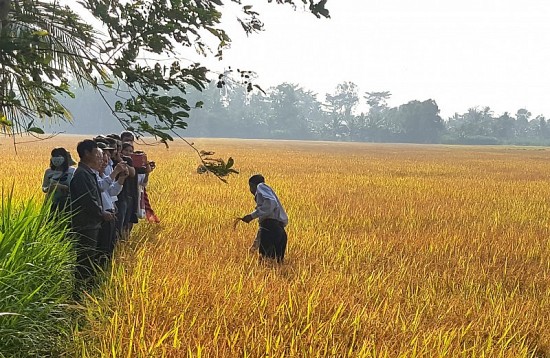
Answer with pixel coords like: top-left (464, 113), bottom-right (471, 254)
top-left (95, 142), bottom-right (129, 263)
top-left (112, 142), bottom-right (134, 239)
top-left (120, 131), bottom-right (160, 224)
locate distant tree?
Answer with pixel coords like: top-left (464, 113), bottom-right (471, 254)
top-left (397, 99), bottom-right (444, 143)
top-left (492, 112), bottom-right (515, 141)
top-left (324, 81), bottom-right (359, 139)
top-left (363, 91), bottom-right (391, 141)
top-left (514, 108), bottom-right (532, 139)
top-left (456, 107), bottom-right (494, 137)
top-left (0, 0), bottom-right (329, 176)
top-left (535, 115), bottom-right (550, 141)
top-left (263, 83), bottom-right (310, 139)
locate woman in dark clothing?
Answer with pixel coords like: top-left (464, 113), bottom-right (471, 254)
top-left (42, 147), bottom-right (75, 213)
top-left (116, 142), bottom-right (138, 239)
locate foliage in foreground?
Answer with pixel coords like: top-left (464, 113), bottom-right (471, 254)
top-left (0, 193), bottom-right (75, 357)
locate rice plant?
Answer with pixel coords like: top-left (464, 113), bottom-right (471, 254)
top-left (4, 137), bottom-right (550, 357)
top-left (0, 190), bottom-right (75, 357)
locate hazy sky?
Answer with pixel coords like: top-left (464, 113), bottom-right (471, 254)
top-left (203, 0), bottom-right (550, 118)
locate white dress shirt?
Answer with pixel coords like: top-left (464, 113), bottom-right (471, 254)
top-left (249, 183), bottom-right (288, 226)
top-left (94, 171), bottom-right (123, 212)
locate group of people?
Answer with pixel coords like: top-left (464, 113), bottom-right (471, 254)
top-left (43, 130), bottom-right (291, 291)
top-left (42, 131), bottom-right (159, 288)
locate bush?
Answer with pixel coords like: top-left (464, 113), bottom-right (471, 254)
top-left (441, 135), bottom-right (501, 145)
top-left (0, 192), bottom-right (75, 357)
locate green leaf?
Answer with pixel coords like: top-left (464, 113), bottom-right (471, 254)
top-left (32, 29), bottom-right (49, 37)
top-left (0, 115), bottom-right (12, 127)
top-left (226, 157), bottom-right (234, 169)
top-left (28, 127), bottom-right (45, 134)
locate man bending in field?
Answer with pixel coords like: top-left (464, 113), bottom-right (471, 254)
top-left (240, 174), bottom-right (288, 263)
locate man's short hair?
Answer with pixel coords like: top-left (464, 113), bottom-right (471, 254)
top-left (120, 131), bottom-right (135, 142)
top-left (122, 142), bottom-right (134, 152)
top-left (249, 174), bottom-right (265, 185)
top-left (76, 139), bottom-right (98, 159)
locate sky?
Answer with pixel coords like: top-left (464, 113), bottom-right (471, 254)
top-left (200, 0), bottom-right (550, 119)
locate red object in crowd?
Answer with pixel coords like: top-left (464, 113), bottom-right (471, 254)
top-left (142, 188), bottom-right (160, 223)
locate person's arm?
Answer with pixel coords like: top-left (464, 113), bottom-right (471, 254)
top-left (242, 185), bottom-right (277, 223)
top-left (138, 173), bottom-right (149, 187)
top-left (123, 157), bottom-right (136, 177)
top-left (250, 198), bottom-right (277, 221)
top-left (135, 166), bottom-right (148, 174)
top-left (107, 181), bottom-right (123, 196)
top-left (108, 162), bottom-right (125, 181)
top-left (97, 175), bottom-right (113, 191)
top-left (42, 170), bottom-right (51, 193)
top-left (250, 185), bottom-right (278, 220)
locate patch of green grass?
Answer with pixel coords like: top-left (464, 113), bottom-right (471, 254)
top-left (0, 192), bottom-right (75, 357)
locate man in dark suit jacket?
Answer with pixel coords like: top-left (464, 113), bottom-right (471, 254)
top-left (70, 140), bottom-right (115, 284)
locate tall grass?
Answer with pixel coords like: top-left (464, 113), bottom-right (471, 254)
top-left (3, 137), bottom-right (550, 356)
top-left (65, 140), bottom-right (550, 357)
top-left (0, 191), bottom-right (75, 357)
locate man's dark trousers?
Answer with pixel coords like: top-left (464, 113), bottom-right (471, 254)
top-left (258, 219), bottom-right (287, 263)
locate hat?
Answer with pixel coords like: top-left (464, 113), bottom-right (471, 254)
top-left (96, 141), bottom-right (115, 151)
top-left (94, 138), bottom-right (115, 150)
top-left (105, 137), bottom-right (118, 148)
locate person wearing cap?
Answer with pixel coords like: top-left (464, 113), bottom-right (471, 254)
top-left (94, 136), bottom-right (116, 177)
top-left (240, 174), bottom-right (289, 263)
top-left (94, 142), bottom-right (129, 263)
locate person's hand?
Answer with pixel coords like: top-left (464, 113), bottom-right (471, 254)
top-left (102, 212), bottom-right (115, 221)
top-left (117, 168), bottom-right (129, 184)
top-left (113, 162), bottom-right (127, 175)
top-left (241, 214), bottom-right (254, 223)
top-left (49, 183), bottom-right (68, 193)
top-left (120, 168), bottom-right (129, 178)
top-left (232, 217), bottom-right (241, 230)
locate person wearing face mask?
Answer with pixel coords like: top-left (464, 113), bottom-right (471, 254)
top-left (42, 147), bottom-right (76, 213)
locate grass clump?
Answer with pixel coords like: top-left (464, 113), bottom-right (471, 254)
top-left (0, 193), bottom-right (75, 357)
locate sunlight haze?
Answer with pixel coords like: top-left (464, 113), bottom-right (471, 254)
top-left (208, 0), bottom-right (550, 118)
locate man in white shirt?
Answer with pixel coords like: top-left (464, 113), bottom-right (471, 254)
top-left (94, 144), bottom-right (129, 264)
top-left (241, 174), bottom-right (288, 263)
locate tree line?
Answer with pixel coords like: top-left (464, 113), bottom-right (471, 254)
top-left (56, 80), bottom-right (550, 146)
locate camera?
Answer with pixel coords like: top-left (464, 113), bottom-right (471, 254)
top-left (130, 152), bottom-right (148, 168)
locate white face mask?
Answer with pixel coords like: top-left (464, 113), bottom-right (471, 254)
top-left (51, 156), bottom-right (65, 167)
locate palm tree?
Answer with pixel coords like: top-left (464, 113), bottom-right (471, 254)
top-left (0, 0), bottom-right (102, 134)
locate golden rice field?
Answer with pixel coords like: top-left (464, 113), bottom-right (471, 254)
top-left (5, 135), bottom-right (550, 357)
